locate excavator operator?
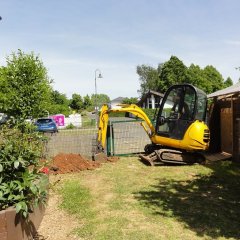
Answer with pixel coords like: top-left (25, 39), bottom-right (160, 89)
top-left (170, 92), bottom-right (190, 120)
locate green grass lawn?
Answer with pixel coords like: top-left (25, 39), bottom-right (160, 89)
top-left (56, 157), bottom-right (240, 240)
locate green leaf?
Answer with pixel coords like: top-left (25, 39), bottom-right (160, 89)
top-left (23, 211), bottom-right (27, 218)
top-left (30, 184), bottom-right (37, 194)
top-left (8, 194), bottom-right (14, 200)
top-left (0, 164), bottom-right (3, 172)
top-left (15, 202), bottom-right (22, 213)
top-left (14, 161), bottom-right (20, 169)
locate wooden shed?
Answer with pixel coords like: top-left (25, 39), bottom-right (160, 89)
top-left (208, 83), bottom-right (240, 162)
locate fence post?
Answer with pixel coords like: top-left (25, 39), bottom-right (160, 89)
top-left (106, 121), bottom-right (114, 156)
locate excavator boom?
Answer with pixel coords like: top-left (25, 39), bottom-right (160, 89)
top-left (97, 104), bottom-right (155, 151)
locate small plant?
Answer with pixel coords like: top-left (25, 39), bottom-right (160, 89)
top-left (0, 122), bottom-right (48, 217)
top-left (65, 123), bottom-right (75, 129)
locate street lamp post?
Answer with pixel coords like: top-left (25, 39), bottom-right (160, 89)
top-left (94, 69), bottom-right (103, 125)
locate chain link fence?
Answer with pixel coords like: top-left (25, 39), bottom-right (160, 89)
top-left (44, 118), bottom-right (151, 158)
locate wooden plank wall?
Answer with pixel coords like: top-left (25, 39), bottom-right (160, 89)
top-left (209, 95), bottom-right (240, 162)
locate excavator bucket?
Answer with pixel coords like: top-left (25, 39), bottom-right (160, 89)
top-left (93, 151), bottom-right (108, 161)
top-left (91, 135), bottom-right (108, 161)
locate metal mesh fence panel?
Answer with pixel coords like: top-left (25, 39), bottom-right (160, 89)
top-left (109, 118), bottom-right (151, 155)
top-left (45, 127), bottom-right (97, 158)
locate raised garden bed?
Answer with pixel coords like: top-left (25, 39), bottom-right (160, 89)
top-left (0, 203), bottom-right (45, 240)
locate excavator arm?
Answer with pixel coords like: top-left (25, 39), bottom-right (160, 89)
top-left (96, 104), bottom-right (155, 153)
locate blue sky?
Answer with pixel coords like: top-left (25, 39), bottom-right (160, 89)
top-left (0, 0), bottom-right (240, 99)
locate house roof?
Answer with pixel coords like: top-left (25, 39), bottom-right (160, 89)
top-left (207, 83), bottom-right (240, 98)
top-left (147, 90), bottom-right (165, 97)
top-left (111, 97), bottom-right (126, 103)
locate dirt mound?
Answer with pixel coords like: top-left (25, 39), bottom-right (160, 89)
top-left (49, 153), bottom-right (119, 174)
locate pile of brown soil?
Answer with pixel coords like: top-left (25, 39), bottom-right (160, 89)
top-left (49, 153), bottom-right (119, 174)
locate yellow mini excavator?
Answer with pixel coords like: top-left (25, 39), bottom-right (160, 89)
top-left (94, 84), bottom-right (210, 165)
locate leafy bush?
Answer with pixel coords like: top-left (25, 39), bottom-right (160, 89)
top-left (0, 122), bottom-right (48, 217)
top-left (65, 123), bottom-right (75, 129)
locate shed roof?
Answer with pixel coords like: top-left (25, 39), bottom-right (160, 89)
top-left (111, 97), bottom-right (126, 103)
top-left (207, 83), bottom-right (240, 98)
top-left (138, 90), bottom-right (164, 106)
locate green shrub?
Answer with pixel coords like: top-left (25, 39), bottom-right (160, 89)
top-left (0, 122), bottom-right (48, 217)
top-left (65, 123), bottom-right (75, 129)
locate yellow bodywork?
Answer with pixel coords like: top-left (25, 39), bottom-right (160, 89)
top-left (97, 104), bottom-right (209, 152)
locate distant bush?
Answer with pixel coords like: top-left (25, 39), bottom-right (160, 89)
top-left (65, 123), bottom-right (75, 129)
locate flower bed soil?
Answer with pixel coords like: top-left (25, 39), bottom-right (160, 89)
top-left (49, 153), bottom-right (119, 174)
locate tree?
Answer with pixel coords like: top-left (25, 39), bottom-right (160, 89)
top-left (203, 65), bottom-right (225, 93)
top-left (91, 94), bottom-right (110, 110)
top-left (51, 90), bottom-right (69, 105)
top-left (137, 56), bottom-right (228, 95)
top-left (0, 50), bottom-right (52, 119)
top-left (159, 56), bottom-right (188, 92)
top-left (136, 64), bottom-right (162, 96)
top-left (69, 93), bottom-right (83, 112)
top-left (47, 90), bottom-right (70, 116)
top-left (83, 94), bottom-right (92, 109)
top-left (187, 64), bottom-right (210, 93)
top-left (224, 77), bottom-right (233, 88)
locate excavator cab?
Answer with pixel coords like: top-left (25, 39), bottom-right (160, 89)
top-left (156, 84), bottom-right (207, 140)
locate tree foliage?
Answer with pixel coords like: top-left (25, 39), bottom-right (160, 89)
top-left (69, 93), bottom-right (84, 112)
top-left (224, 77), bottom-right (233, 88)
top-left (0, 50), bottom-right (52, 119)
top-left (202, 65), bottom-right (225, 93)
top-left (51, 90), bottom-right (69, 105)
top-left (159, 56), bottom-right (188, 92)
top-left (83, 94), bottom-right (92, 110)
top-left (91, 94), bottom-right (110, 110)
top-left (137, 55), bottom-right (232, 95)
top-left (136, 65), bottom-right (161, 96)
top-left (47, 90), bottom-right (70, 116)
top-left (187, 64), bottom-right (207, 91)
